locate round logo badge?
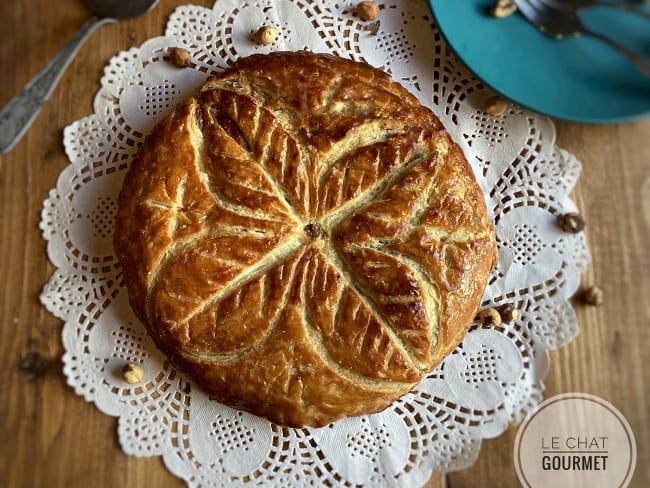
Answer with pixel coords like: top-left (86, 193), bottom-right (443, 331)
top-left (514, 393), bottom-right (636, 488)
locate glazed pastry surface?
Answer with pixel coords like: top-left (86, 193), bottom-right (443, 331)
top-left (114, 52), bottom-right (497, 427)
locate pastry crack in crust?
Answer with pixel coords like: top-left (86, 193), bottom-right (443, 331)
top-left (115, 52), bottom-right (497, 427)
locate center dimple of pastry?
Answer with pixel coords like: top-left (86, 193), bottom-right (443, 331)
top-left (303, 222), bottom-right (323, 240)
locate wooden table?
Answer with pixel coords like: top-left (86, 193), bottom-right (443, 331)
top-left (1, 0), bottom-right (648, 486)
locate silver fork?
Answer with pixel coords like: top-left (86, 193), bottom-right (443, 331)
top-left (541, 0), bottom-right (650, 20)
top-left (514, 0), bottom-right (650, 78)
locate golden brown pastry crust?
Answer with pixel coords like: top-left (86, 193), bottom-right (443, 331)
top-left (114, 52), bottom-right (497, 427)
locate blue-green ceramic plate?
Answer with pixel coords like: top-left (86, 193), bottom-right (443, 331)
top-left (428, 0), bottom-right (650, 123)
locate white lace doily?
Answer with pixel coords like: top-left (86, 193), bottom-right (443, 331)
top-left (40, 1), bottom-right (590, 486)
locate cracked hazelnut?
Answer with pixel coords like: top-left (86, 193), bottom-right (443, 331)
top-left (558, 212), bottom-right (585, 233)
top-left (258, 25), bottom-right (278, 45)
top-left (357, 1), bottom-right (379, 21)
top-left (122, 363), bottom-right (144, 384)
top-left (476, 307), bottom-right (502, 327)
top-left (169, 47), bottom-right (191, 68)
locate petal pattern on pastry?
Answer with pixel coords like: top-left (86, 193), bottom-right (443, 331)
top-left (200, 88), bottom-right (312, 219)
top-left (316, 132), bottom-right (425, 217)
top-left (172, 247), bottom-right (306, 357)
top-left (300, 247), bottom-right (420, 383)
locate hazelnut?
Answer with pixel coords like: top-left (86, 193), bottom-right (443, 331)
top-left (490, 0), bottom-right (517, 18)
top-left (257, 25), bottom-right (278, 45)
top-left (558, 212), bottom-right (585, 233)
top-left (122, 363), bottom-right (144, 384)
top-left (476, 307), bottom-right (502, 327)
top-left (582, 285), bottom-right (604, 306)
top-left (497, 303), bottom-right (519, 322)
top-left (484, 96), bottom-right (509, 116)
top-left (169, 47), bottom-right (191, 68)
top-left (357, 1), bottom-right (379, 21)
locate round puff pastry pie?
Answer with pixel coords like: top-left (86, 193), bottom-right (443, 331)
top-left (114, 52), bottom-right (497, 427)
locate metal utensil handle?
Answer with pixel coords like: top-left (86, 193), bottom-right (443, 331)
top-left (583, 27), bottom-right (650, 78)
top-left (0, 16), bottom-right (111, 155)
top-left (543, 0), bottom-right (650, 20)
top-left (602, 1), bottom-right (650, 20)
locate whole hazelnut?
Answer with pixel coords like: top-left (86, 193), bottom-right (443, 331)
top-left (357, 1), bottom-right (379, 21)
top-left (257, 25), bottom-right (278, 45)
top-left (484, 96), bottom-right (509, 116)
top-left (490, 0), bottom-right (517, 18)
top-left (558, 212), bottom-right (586, 233)
top-left (582, 285), bottom-right (604, 306)
top-left (476, 307), bottom-right (502, 327)
top-left (169, 47), bottom-right (191, 68)
top-left (122, 363), bottom-right (144, 384)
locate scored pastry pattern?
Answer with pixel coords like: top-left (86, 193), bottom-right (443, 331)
top-left (40, 0), bottom-right (589, 485)
top-left (115, 57), bottom-right (496, 426)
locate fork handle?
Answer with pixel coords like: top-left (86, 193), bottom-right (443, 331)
top-left (582, 27), bottom-right (650, 78)
top-left (598, 1), bottom-right (650, 20)
top-left (541, 0), bottom-right (650, 19)
top-left (0, 16), bottom-right (112, 155)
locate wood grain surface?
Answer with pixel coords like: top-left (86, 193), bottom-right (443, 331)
top-left (0, 1), bottom-right (648, 486)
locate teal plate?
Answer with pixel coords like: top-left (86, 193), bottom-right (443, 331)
top-left (428, 0), bottom-right (650, 123)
